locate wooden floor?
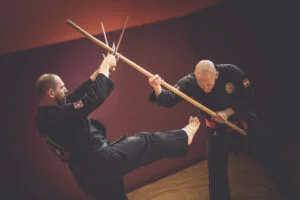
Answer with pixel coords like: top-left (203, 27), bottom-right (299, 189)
top-left (127, 152), bottom-right (282, 200)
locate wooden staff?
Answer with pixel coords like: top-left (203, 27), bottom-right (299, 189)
top-left (65, 19), bottom-right (248, 136)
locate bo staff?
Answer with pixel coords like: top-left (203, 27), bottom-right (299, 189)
top-left (65, 19), bottom-right (248, 136)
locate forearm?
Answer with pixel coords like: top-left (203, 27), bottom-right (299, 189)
top-left (91, 54), bottom-right (116, 80)
top-left (224, 107), bottom-right (236, 117)
top-left (153, 86), bottom-right (162, 97)
top-left (99, 62), bottom-right (111, 78)
top-left (90, 68), bottom-right (100, 81)
top-left (90, 65), bottom-right (110, 81)
top-left (149, 89), bottom-right (182, 108)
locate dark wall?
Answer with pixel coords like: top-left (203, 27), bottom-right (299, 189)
top-left (1, 0), bottom-right (298, 199)
top-left (184, 0), bottom-right (298, 139)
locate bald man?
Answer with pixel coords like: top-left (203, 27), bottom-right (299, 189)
top-left (35, 54), bottom-right (201, 200)
top-left (148, 60), bottom-right (298, 200)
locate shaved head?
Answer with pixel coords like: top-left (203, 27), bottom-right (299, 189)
top-left (194, 60), bottom-right (218, 93)
top-left (35, 73), bottom-right (59, 98)
top-left (194, 60), bottom-right (217, 75)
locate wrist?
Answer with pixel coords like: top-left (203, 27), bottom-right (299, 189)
top-left (154, 86), bottom-right (162, 97)
top-left (225, 108), bottom-right (235, 117)
top-left (98, 67), bottom-right (110, 78)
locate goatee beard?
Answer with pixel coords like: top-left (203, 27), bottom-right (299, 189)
top-left (56, 96), bottom-right (66, 106)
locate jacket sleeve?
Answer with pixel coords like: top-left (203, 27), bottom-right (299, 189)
top-left (47, 73), bottom-right (115, 122)
top-left (149, 74), bottom-right (193, 108)
top-left (66, 79), bottom-right (93, 102)
top-left (227, 65), bottom-right (254, 115)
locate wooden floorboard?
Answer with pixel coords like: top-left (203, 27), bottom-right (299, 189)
top-left (127, 152), bottom-right (282, 200)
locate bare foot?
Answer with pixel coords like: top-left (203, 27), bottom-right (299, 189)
top-left (182, 116), bottom-right (201, 145)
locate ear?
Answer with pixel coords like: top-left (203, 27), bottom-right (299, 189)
top-left (48, 89), bottom-right (55, 99)
top-left (215, 71), bottom-right (219, 79)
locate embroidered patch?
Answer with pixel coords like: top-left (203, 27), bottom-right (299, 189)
top-left (73, 100), bottom-right (83, 109)
top-left (243, 78), bottom-right (251, 88)
top-left (225, 82), bottom-right (236, 94)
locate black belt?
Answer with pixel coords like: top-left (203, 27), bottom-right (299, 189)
top-left (42, 135), bottom-right (70, 162)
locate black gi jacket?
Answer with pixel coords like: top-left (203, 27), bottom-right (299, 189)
top-left (150, 64), bottom-right (256, 132)
top-left (35, 74), bottom-right (118, 194)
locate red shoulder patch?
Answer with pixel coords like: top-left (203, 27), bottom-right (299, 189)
top-left (73, 100), bottom-right (83, 109)
top-left (242, 78), bottom-right (251, 88)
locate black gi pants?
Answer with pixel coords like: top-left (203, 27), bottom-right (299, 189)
top-left (207, 115), bottom-right (299, 200)
top-left (207, 127), bottom-right (244, 200)
top-left (89, 129), bottom-right (188, 200)
top-left (206, 111), bottom-right (267, 200)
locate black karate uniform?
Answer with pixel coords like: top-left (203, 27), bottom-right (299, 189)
top-left (149, 64), bottom-right (298, 200)
top-left (35, 74), bottom-right (189, 200)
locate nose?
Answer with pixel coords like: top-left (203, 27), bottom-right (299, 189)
top-left (202, 86), bottom-right (211, 93)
